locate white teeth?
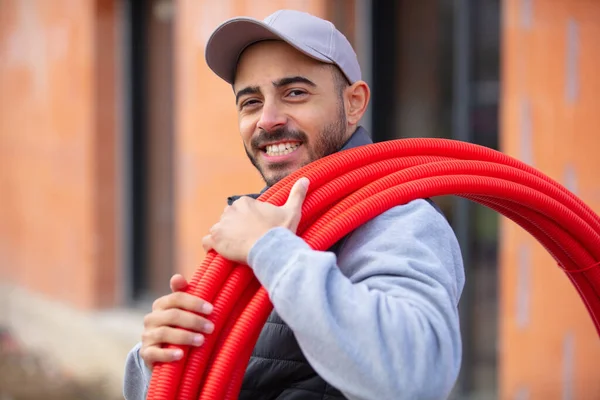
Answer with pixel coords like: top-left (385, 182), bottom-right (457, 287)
top-left (266, 142), bottom-right (300, 156)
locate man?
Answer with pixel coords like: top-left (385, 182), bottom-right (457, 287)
top-left (124, 9), bottom-right (465, 400)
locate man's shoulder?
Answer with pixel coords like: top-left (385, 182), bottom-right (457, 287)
top-left (341, 198), bottom-right (454, 248)
top-left (367, 198), bottom-right (448, 227)
top-left (334, 198), bottom-right (464, 291)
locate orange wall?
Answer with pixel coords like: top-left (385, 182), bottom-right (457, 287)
top-left (500, 0), bottom-right (600, 398)
top-left (173, 0), bottom-right (328, 278)
top-left (0, 0), bottom-right (121, 309)
top-left (0, 0), bottom-right (331, 305)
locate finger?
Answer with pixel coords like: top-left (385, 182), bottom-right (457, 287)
top-left (284, 177), bottom-right (310, 211)
top-left (140, 345), bottom-right (184, 367)
top-left (141, 326), bottom-right (206, 348)
top-left (169, 274), bottom-right (188, 293)
top-left (145, 308), bottom-right (215, 333)
top-left (202, 234), bottom-right (215, 253)
top-left (151, 291), bottom-right (214, 315)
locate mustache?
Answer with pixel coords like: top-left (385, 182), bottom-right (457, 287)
top-left (251, 128), bottom-right (308, 150)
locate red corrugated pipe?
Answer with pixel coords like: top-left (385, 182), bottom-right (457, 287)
top-left (146, 138), bottom-right (600, 400)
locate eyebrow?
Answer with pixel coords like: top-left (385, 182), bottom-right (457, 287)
top-left (273, 76), bottom-right (317, 88)
top-left (235, 76), bottom-right (317, 105)
top-left (235, 86), bottom-right (260, 105)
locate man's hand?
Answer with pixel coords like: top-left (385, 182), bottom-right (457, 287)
top-left (140, 274), bottom-right (215, 370)
top-left (202, 177), bottom-right (310, 264)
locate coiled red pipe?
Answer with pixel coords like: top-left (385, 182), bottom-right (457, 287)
top-left (146, 138), bottom-right (600, 400)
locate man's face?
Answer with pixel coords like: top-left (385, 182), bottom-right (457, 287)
top-left (233, 41), bottom-right (349, 187)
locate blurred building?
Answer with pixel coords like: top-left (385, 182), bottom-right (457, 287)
top-left (1, 0), bottom-right (599, 398)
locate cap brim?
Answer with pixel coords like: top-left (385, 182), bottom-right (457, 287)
top-left (205, 17), bottom-right (333, 85)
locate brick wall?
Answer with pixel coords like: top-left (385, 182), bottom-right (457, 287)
top-left (0, 0), bottom-right (122, 309)
top-left (500, 0), bottom-right (600, 398)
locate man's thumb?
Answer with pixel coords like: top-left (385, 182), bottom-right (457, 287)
top-left (284, 177), bottom-right (310, 211)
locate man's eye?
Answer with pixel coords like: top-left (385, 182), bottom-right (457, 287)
top-left (241, 99), bottom-right (260, 108)
top-left (288, 90), bottom-right (306, 97)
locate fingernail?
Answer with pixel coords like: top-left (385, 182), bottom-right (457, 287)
top-left (204, 322), bottom-right (215, 334)
top-left (172, 349), bottom-right (183, 360)
top-left (192, 335), bottom-right (204, 346)
top-left (202, 303), bottom-right (213, 314)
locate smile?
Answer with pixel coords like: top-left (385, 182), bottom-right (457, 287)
top-left (264, 141), bottom-right (301, 157)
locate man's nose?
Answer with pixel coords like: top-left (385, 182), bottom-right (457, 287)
top-left (257, 101), bottom-right (287, 133)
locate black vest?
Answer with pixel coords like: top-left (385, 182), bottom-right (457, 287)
top-left (239, 311), bottom-right (348, 400)
top-left (238, 240), bottom-right (349, 400)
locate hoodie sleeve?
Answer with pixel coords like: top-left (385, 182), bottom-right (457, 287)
top-left (123, 342), bottom-right (152, 400)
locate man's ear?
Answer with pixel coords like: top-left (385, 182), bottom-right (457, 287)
top-left (344, 81), bottom-right (370, 126)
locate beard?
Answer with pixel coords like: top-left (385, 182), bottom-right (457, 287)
top-left (244, 104), bottom-right (348, 187)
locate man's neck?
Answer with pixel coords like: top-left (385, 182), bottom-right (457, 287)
top-left (339, 125), bottom-right (372, 151)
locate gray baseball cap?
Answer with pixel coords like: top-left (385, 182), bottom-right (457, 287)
top-left (205, 9), bottom-right (361, 85)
